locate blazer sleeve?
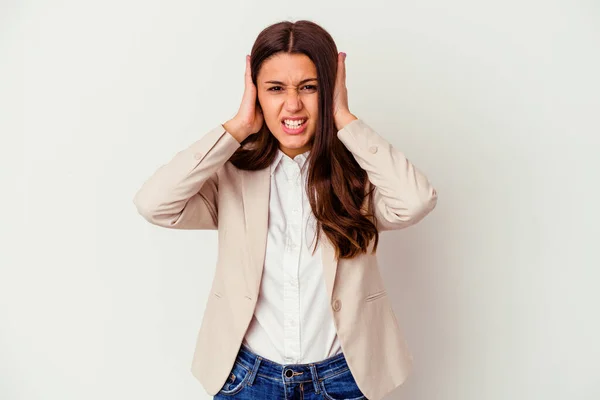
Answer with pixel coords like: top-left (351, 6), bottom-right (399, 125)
top-left (133, 124), bottom-right (241, 229)
top-left (336, 118), bottom-right (438, 231)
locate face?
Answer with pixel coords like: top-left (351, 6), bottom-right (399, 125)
top-left (256, 53), bottom-right (319, 158)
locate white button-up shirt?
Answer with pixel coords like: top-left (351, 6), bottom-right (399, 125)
top-left (242, 149), bottom-right (342, 364)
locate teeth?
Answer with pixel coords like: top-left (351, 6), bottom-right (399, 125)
top-left (283, 119), bottom-right (305, 128)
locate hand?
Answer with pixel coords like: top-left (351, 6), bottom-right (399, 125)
top-left (224, 55), bottom-right (264, 142)
top-left (333, 52), bottom-right (358, 131)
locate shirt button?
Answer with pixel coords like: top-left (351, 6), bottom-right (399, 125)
top-left (332, 299), bottom-right (342, 312)
top-left (368, 145), bottom-right (378, 154)
top-left (194, 152), bottom-right (203, 160)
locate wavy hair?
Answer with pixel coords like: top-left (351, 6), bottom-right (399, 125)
top-left (229, 20), bottom-right (379, 259)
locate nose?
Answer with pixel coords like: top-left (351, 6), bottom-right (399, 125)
top-left (284, 89), bottom-right (302, 112)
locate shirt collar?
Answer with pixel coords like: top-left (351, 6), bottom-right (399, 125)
top-left (270, 149), bottom-right (311, 176)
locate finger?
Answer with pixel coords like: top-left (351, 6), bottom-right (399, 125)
top-left (243, 55), bottom-right (255, 102)
top-left (337, 52), bottom-right (346, 86)
top-left (245, 55), bottom-right (252, 86)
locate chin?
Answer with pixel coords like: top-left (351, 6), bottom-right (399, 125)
top-left (279, 138), bottom-right (309, 150)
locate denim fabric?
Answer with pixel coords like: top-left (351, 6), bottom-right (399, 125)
top-left (214, 343), bottom-right (368, 399)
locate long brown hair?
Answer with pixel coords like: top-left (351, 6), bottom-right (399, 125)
top-left (229, 20), bottom-right (379, 259)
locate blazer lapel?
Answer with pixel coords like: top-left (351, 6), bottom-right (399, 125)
top-left (320, 232), bottom-right (339, 303)
top-left (241, 166), bottom-right (339, 303)
top-left (241, 167), bottom-right (271, 297)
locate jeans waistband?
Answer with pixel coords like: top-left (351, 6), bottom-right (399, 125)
top-left (235, 343), bottom-right (350, 384)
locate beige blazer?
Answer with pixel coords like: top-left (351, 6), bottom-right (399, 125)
top-left (133, 118), bottom-right (437, 400)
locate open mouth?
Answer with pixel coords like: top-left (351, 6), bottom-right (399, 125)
top-left (281, 118), bottom-right (308, 134)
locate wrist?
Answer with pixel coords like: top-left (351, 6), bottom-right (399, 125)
top-left (335, 112), bottom-right (358, 131)
top-left (223, 119), bottom-right (249, 143)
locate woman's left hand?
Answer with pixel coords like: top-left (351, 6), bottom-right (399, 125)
top-left (333, 52), bottom-right (358, 131)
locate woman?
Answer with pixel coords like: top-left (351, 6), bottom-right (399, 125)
top-left (134, 20), bottom-right (437, 400)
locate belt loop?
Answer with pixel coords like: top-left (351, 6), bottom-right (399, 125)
top-left (247, 356), bottom-right (262, 386)
top-left (309, 364), bottom-right (320, 394)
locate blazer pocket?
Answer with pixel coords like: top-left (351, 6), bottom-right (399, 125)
top-left (365, 289), bottom-right (387, 302)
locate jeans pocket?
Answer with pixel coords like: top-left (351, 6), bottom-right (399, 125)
top-left (217, 361), bottom-right (251, 396)
top-left (320, 368), bottom-right (367, 400)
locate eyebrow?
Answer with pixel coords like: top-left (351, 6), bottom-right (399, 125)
top-left (264, 78), bottom-right (318, 85)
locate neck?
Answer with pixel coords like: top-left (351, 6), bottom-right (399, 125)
top-left (280, 145), bottom-right (311, 159)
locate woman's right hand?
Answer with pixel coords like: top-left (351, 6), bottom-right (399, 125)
top-left (223, 55), bottom-right (264, 143)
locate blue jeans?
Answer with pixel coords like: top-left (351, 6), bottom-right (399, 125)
top-left (214, 343), bottom-right (368, 399)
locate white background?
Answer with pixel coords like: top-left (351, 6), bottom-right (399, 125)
top-left (1, 1), bottom-right (599, 399)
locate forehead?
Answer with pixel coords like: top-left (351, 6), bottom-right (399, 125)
top-left (257, 53), bottom-right (317, 84)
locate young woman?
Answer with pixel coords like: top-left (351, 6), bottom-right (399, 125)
top-left (134, 20), bottom-right (437, 400)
